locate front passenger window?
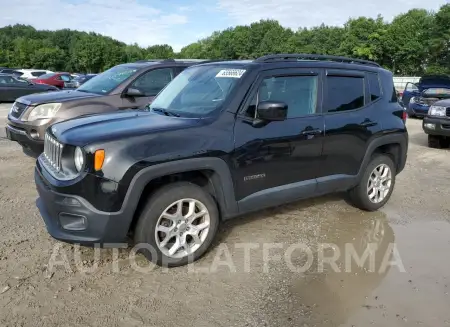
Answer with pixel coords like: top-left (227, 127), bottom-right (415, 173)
top-left (131, 68), bottom-right (174, 96)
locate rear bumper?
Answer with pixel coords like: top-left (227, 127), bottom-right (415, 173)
top-left (35, 166), bottom-right (130, 246)
top-left (423, 116), bottom-right (450, 137)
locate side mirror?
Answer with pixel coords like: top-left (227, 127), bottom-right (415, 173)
top-left (126, 87), bottom-right (145, 97)
top-left (257, 101), bottom-right (288, 121)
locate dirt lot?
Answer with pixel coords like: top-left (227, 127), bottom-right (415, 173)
top-left (0, 102), bottom-right (449, 327)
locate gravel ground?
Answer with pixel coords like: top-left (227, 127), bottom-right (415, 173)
top-left (0, 102), bottom-right (449, 327)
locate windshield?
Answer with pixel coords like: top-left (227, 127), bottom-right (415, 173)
top-left (38, 73), bottom-right (56, 79)
top-left (423, 88), bottom-right (450, 97)
top-left (149, 65), bottom-right (246, 117)
top-left (78, 66), bottom-right (138, 94)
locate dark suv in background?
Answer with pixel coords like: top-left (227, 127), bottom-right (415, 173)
top-left (6, 59), bottom-right (205, 157)
top-left (34, 54), bottom-right (408, 267)
top-left (402, 75), bottom-right (450, 118)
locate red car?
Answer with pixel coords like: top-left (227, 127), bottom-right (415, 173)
top-left (33, 72), bottom-right (74, 89)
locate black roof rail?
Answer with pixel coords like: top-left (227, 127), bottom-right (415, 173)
top-left (134, 59), bottom-right (213, 64)
top-left (255, 53), bottom-right (381, 67)
top-left (134, 59), bottom-right (169, 63)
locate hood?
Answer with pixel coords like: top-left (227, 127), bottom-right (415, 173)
top-left (16, 90), bottom-right (100, 105)
top-left (418, 83), bottom-right (450, 91)
top-left (49, 110), bottom-right (202, 146)
top-left (434, 98), bottom-right (450, 107)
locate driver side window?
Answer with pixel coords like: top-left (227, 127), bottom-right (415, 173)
top-left (244, 75), bottom-right (318, 119)
top-left (131, 68), bottom-right (174, 96)
top-left (0, 76), bottom-right (16, 85)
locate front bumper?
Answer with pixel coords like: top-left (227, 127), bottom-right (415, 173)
top-left (5, 114), bottom-right (55, 156)
top-left (422, 116), bottom-right (450, 137)
top-left (5, 124), bottom-right (44, 156)
top-left (407, 103), bottom-right (429, 117)
top-left (35, 166), bottom-right (131, 246)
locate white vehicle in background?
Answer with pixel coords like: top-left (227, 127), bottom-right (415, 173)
top-left (17, 69), bottom-right (53, 80)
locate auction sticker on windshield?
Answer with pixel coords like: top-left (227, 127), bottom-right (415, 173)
top-left (216, 69), bottom-right (246, 78)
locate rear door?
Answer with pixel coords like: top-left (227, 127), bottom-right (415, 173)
top-left (121, 67), bottom-right (176, 109)
top-left (319, 70), bottom-right (382, 192)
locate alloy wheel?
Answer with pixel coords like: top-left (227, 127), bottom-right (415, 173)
top-left (367, 164), bottom-right (392, 204)
top-left (155, 198), bottom-right (210, 259)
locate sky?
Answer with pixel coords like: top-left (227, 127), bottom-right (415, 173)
top-left (1, 0), bottom-right (448, 52)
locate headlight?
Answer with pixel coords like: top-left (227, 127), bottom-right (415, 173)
top-left (74, 147), bottom-right (84, 172)
top-left (410, 97), bottom-right (417, 104)
top-left (26, 103), bottom-right (61, 121)
top-left (428, 105), bottom-right (447, 117)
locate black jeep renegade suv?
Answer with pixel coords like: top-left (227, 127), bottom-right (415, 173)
top-left (34, 54), bottom-right (408, 267)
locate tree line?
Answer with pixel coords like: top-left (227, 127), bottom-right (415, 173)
top-left (0, 4), bottom-right (449, 76)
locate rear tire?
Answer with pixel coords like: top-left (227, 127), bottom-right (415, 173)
top-left (133, 182), bottom-right (219, 267)
top-left (428, 135), bottom-right (449, 149)
top-left (348, 154), bottom-right (396, 211)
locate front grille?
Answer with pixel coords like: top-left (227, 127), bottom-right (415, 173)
top-left (43, 133), bottom-right (63, 172)
top-left (420, 98), bottom-right (438, 106)
top-left (9, 102), bottom-right (28, 119)
top-left (446, 108), bottom-right (450, 117)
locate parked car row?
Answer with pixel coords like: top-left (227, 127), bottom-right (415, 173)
top-left (0, 73), bottom-right (59, 102)
top-left (400, 74), bottom-right (450, 148)
top-left (0, 71), bottom-right (101, 103)
top-left (0, 66), bottom-right (98, 89)
top-left (5, 54), bottom-right (409, 268)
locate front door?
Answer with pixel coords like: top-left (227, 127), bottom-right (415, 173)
top-left (121, 67), bottom-right (176, 109)
top-left (402, 82), bottom-right (420, 108)
top-left (231, 68), bottom-right (324, 213)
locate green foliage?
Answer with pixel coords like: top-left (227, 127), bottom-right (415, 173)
top-left (0, 25), bottom-right (174, 72)
top-left (1, 4), bottom-right (449, 75)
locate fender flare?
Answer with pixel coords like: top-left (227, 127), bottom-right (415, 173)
top-left (119, 157), bottom-right (238, 221)
top-left (357, 133), bottom-right (408, 180)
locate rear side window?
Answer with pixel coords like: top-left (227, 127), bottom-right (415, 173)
top-left (367, 73), bottom-right (381, 101)
top-left (60, 75), bottom-right (72, 82)
top-left (31, 71), bottom-right (46, 77)
top-left (325, 76), bottom-right (365, 112)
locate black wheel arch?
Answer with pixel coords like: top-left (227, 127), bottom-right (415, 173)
top-left (119, 157), bottom-right (238, 235)
top-left (357, 133), bottom-right (408, 181)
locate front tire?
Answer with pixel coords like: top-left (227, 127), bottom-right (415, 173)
top-left (134, 182), bottom-right (219, 267)
top-left (348, 154), bottom-right (396, 211)
top-left (428, 135), bottom-right (449, 149)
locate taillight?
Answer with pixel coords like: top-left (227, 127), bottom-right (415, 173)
top-left (402, 110), bottom-right (407, 123)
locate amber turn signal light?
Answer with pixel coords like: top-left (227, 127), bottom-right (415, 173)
top-left (94, 150), bottom-right (105, 171)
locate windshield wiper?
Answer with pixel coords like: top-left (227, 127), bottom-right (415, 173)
top-left (152, 107), bottom-right (180, 117)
